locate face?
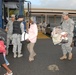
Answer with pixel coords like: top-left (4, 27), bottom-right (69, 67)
top-left (63, 15), bottom-right (68, 20)
top-left (11, 17), bottom-right (15, 21)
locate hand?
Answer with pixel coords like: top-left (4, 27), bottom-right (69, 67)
top-left (63, 34), bottom-right (68, 37)
top-left (61, 32), bottom-right (68, 37)
top-left (5, 27), bottom-right (8, 32)
top-left (26, 39), bottom-right (30, 42)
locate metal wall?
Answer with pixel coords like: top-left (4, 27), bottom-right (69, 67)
top-left (0, 0), bottom-right (2, 28)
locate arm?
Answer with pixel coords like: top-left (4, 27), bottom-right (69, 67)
top-left (28, 24), bottom-right (38, 40)
top-left (68, 20), bottom-right (74, 36)
top-left (20, 22), bottom-right (25, 33)
top-left (5, 22), bottom-right (9, 32)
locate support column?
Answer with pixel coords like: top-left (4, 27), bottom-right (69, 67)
top-left (7, 7), bottom-right (9, 20)
top-left (0, 0), bottom-right (2, 28)
top-left (19, 0), bottom-right (24, 15)
top-left (54, 15), bottom-right (56, 24)
top-left (45, 14), bottom-right (47, 23)
top-left (41, 15), bottom-right (43, 23)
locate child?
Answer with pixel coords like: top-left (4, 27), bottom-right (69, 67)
top-left (0, 37), bottom-right (10, 65)
top-left (0, 38), bottom-right (13, 75)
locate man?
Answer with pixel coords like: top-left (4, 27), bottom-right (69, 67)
top-left (42, 21), bottom-right (47, 34)
top-left (6, 14), bottom-right (15, 54)
top-left (60, 12), bottom-right (74, 60)
top-left (12, 15), bottom-right (24, 58)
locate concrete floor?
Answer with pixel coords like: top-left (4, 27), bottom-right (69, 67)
top-left (0, 39), bottom-right (76, 75)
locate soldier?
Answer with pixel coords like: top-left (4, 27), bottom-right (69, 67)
top-left (5, 14), bottom-right (15, 54)
top-left (60, 12), bottom-right (74, 60)
top-left (12, 15), bottom-right (24, 58)
top-left (42, 21), bottom-right (47, 34)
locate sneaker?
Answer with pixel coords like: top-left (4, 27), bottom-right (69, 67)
top-left (7, 63), bottom-right (10, 66)
top-left (18, 54), bottom-right (23, 58)
top-left (60, 55), bottom-right (67, 60)
top-left (68, 53), bottom-right (72, 60)
top-left (13, 54), bottom-right (17, 58)
top-left (4, 72), bottom-right (13, 75)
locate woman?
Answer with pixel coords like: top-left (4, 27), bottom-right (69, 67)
top-left (27, 17), bottom-right (38, 62)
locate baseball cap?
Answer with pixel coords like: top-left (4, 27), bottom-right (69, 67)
top-left (11, 14), bottom-right (15, 18)
top-left (62, 12), bottom-right (69, 16)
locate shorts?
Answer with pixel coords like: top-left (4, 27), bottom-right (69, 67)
top-left (0, 53), bottom-right (5, 65)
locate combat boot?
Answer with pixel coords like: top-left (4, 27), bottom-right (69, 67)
top-left (18, 53), bottom-right (23, 58)
top-left (60, 55), bottom-right (67, 60)
top-left (13, 52), bottom-right (17, 58)
top-left (68, 53), bottom-right (72, 60)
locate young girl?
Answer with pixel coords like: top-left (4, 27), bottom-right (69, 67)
top-left (0, 38), bottom-right (13, 75)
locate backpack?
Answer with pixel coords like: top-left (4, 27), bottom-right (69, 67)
top-left (0, 40), bottom-right (6, 53)
top-left (13, 21), bottom-right (22, 34)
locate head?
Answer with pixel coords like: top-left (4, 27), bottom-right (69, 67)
top-left (29, 17), bottom-right (36, 24)
top-left (11, 14), bottom-right (15, 21)
top-left (17, 15), bottom-right (24, 21)
top-left (43, 21), bottom-right (45, 23)
top-left (62, 12), bottom-right (69, 20)
top-left (0, 37), bottom-right (5, 44)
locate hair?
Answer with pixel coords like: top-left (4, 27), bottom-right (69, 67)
top-left (0, 37), bottom-right (6, 45)
top-left (30, 17), bottom-right (36, 24)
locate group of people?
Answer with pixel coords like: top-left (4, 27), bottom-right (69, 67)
top-left (6, 15), bottom-right (38, 60)
top-left (0, 15), bottom-right (38, 75)
top-left (0, 12), bottom-right (75, 75)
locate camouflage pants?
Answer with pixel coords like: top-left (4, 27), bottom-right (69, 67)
top-left (7, 34), bottom-right (12, 49)
top-left (61, 36), bottom-right (73, 55)
top-left (12, 34), bottom-right (22, 54)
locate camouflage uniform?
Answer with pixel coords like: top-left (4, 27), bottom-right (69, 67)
top-left (6, 20), bottom-right (13, 51)
top-left (12, 22), bottom-right (24, 58)
top-left (61, 18), bottom-right (74, 55)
